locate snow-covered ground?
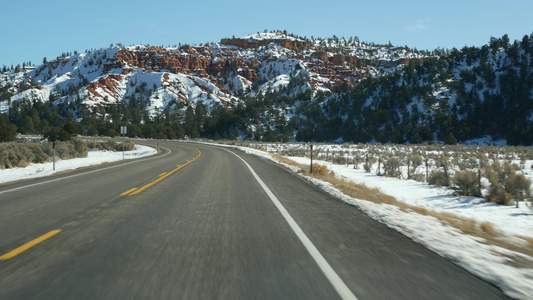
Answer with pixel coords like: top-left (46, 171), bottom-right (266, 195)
top-left (0, 145), bottom-right (157, 184)
top-left (227, 144), bottom-right (533, 300)
top-left (288, 156), bottom-right (533, 238)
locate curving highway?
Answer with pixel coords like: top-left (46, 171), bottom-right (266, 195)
top-left (0, 141), bottom-right (509, 299)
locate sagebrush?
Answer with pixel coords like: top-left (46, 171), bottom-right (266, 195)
top-left (0, 139), bottom-right (136, 169)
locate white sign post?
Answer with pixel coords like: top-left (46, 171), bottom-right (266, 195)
top-left (121, 126), bottom-right (127, 159)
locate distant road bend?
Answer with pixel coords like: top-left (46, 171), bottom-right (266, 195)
top-left (0, 141), bottom-right (509, 299)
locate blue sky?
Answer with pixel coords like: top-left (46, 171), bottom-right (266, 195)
top-left (1, 0), bottom-right (532, 67)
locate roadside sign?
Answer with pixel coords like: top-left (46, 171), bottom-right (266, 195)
top-left (121, 126), bottom-right (127, 135)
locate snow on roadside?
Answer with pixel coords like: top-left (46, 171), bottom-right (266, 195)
top-left (0, 145), bottom-right (157, 184)
top-left (287, 156), bottom-right (533, 240)
top-left (228, 145), bottom-right (533, 299)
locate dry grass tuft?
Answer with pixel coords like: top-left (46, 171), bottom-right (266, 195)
top-left (312, 164), bottom-right (330, 176)
top-left (302, 164), bottom-right (411, 210)
top-left (518, 236), bottom-right (533, 250)
top-left (480, 222), bottom-right (496, 235)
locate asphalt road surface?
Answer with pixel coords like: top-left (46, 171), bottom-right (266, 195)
top-left (0, 141), bottom-right (510, 299)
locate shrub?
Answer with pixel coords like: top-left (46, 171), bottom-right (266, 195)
top-left (411, 173), bottom-right (426, 182)
top-left (71, 138), bottom-right (89, 157)
top-left (0, 151), bottom-right (7, 169)
top-left (428, 170), bottom-right (448, 187)
top-left (453, 170), bottom-right (481, 197)
top-left (384, 157), bottom-right (402, 178)
top-left (484, 161), bottom-right (531, 205)
top-left (505, 172), bottom-right (532, 205)
top-left (89, 140), bottom-right (136, 152)
top-left (363, 156), bottom-right (376, 173)
top-left (123, 141), bottom-right (135, 151)
top-left (435, 157), bottom-right (451, 186)
top-left (363, 161), bottom-right (371, 173)
top-left (0, 142), bottom-right (33, 168)
top-left (7, 150), bottom-right (28, 168)
top-left (0, 139), bottom-right (136, 169)
top-left (487, 182), bottom-right (512, 205)
top-left (25, 143), bottom-right (48, 164)
top-left (407, 154), bottom-right (423, 179)
top-left (51, 141), bottom-right (75, 159)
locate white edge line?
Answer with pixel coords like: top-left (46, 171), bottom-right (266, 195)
top-left (0, 145), bottom-right (171, 196)
top-left (225, 149), bottom-right (358, 300)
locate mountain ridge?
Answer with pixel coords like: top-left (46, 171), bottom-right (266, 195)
top-left (1, 31), bottom-right (532, 145)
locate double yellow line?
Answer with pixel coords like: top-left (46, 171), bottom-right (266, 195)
top-left (121, 146), bottom-right (201, 196)
top-left (1, 146), bottom-right (201, 262)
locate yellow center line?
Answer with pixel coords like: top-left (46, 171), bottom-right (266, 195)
top-left (0, 230), bottom-right (62, 261)
top-left (120, 187), bottom-right (138, 196)
top-left (159, 172), bottom-right (167, 177)
top-left (127, 146), bottom-right (201, 196)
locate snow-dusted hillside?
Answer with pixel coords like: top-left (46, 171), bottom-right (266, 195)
top-left (315, 33), bottom-right (533, 145)
top-left (0, 31), bottom-right (431, 119)
top-left (3, 31), bottom-right (529, 145)
top-left (0, 47), bottom-right (237, 117)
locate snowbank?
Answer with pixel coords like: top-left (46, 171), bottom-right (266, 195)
top-left (0, 144), bottom-right (157, 184)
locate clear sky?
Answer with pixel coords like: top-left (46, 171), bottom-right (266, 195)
top-left (1, 0), bottom-right (532, 68)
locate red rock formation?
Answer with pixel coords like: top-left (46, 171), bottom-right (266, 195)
top-left (331, 54), bottom-right (345, 66)
top-left (221, 37), bottom-right (310, 51)
top-left (87, 74), bottom-right (123, 102)
top-left (311, 52), bottom-right (329, 63)
top-left (91, 36), bottom-right (430, 99)
top-left (106, 45), bottom-right (214, 76)
top-left (345, 56), bottom-right (358, 66)
top-left (238, 69), bottom-right (258, 82)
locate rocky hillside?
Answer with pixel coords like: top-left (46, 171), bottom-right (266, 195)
top-left (0, 31), bottom-right (430, 117)
top-left (2, 31), bottom-right (531, 145)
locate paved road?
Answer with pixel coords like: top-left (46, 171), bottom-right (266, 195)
top-left (0, 141), bottom-right (510, 299)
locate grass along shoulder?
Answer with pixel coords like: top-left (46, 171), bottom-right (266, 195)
top-left (273, 154), bottom-right (533, 263)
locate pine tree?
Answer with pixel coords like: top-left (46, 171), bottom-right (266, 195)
top-left (184, 106), bottom-right (198, 138)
